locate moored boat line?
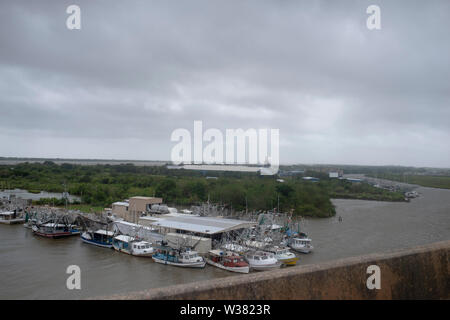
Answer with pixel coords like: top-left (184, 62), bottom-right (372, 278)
top-left (7, 204), bottom-right (313, 273)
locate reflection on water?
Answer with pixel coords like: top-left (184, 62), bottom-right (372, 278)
top-left (0, 186), bottom-right (449, 299)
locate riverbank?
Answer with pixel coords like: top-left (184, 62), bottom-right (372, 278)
top-left (367, 173), bottom-right (450, 189)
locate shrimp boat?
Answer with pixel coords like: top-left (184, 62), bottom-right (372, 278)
top-left (152, 246), bottom-right (206, 268)
top-left (221, 242), bottom-right (250, 255)
top-left (81, 229), bottom-right (114, 248)
top-left (245, 251), bottom-right (282, 271)
top-left (0, 211), bottom-right (25, 225)
top-left (32, 223), bottom-right (81, 238)
top-left (289, 237), bottom-right (313, 253)
top-left (112, 235), bottom-right (154, 257)
top-left (265, 246), bottom-right (298, 266)
top-left (205, 250), bottom-right (250, 274)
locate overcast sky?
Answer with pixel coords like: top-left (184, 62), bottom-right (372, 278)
top-left (0, 0), bottom-right (449, 167)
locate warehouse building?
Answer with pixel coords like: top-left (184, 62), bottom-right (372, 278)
top-left (112, 196), bottom-right (163, 223)
top-left (138, 213), bottom-right (257, 253)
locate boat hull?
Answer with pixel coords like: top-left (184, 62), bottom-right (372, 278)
top-left (153, 256), bottom-right (206, 268)
top-left (249, 261), bottom-right (282, 271)
top-left (205, 258), bottom-right (249, 273)
top-left (0, 218), bottom-right (25, 225)
top-left (81, 236), bottom-right (113, 248)
top-left (33, 229), bottom-right (80, 239)
top-left (113, 246), bottom-right (154, 257)
top-left (290, 246), bottom-right (313, 254)
top-left (278, 256), bottom-right (299, 266)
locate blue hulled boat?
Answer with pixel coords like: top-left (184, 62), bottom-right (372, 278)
top-left (81, 229), bottom-right (114, 248)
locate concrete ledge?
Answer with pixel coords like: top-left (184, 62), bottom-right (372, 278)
top-left (97, 240), bottom-right (449, 299)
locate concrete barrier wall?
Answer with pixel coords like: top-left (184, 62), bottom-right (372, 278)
top-left (99, 240), bottom-right (449, 299)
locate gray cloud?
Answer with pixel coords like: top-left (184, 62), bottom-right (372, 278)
top-left (0, 0), bottom-right (449, 167)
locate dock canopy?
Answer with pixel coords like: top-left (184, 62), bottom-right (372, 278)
top-left (114, 235), bottom-right (135, 242)
top-left (141, 214), bottom-right (257, 236)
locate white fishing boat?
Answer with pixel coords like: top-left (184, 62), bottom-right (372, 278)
top-left (81, 229), bottom-right (114, 248)
top-left (0, 211), bottom-right (25, 225)
top-left (265, 246), bottom-right (298, 266)
top-left (205, 250), bottom-right (250, 274)
top-left (152, 246), bottom-right (206, 268)
top-left (289, 237), bottom-right (313, 253)
top-left (245, 251), bottom-right (282, 271)
top-left (112, 235), bottom-right (154, 257)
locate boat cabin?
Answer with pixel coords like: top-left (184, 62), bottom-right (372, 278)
top-left (113, 235), bottom-right (135, 250)
top-left (180, 251), bottom-right (201, 262)
top-left (0, 211), bottom-right (16, 221)
top-left (292, 238), bottom-right (312, 246)
top-left (247, 252), bottom-right (275, 261)
top-left (40, 223), bottom-right (74, 232)
top-left (265, 245), bottom-right (292, 256)
top-left (92, 229), bottom-right (114, 242)
top-left (131, 241), bottom-right (152, 251)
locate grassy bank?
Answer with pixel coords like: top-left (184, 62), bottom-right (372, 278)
top-left (367, 174), bottom-right (450, 189)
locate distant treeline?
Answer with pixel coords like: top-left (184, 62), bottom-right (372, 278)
top-left (0, 162), bottom-right (407, 218)
top-left (366, 173), bottom-right (450, 189)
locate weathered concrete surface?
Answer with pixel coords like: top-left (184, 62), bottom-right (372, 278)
top-left (97, 240), bottom-right (449, 299)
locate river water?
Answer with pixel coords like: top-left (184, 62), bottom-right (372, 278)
top-left (0, 186), bottom-right (449, 299)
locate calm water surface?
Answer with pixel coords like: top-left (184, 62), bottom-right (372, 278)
top-left (1, 186), bottom-right (449, 299)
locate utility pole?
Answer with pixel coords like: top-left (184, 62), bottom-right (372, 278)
top-left (245, 196), bottom-right (248, 215)
top-left (277, 193), bottom-right (280, 213)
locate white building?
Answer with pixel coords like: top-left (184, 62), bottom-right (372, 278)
top-left (329, 172), bottom-right (339, 178)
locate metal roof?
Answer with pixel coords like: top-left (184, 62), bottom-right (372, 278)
top-left (94, 229), bottom-right (114, 236)
top-left (130, 196), bottom-right (162, 201)
top-left (114, 235), bottom-right (135, 242)
top-left (147, 214), bottom-right (256, 235)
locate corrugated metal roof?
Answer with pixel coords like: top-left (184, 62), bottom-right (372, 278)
top-left (148, 214), bottom-right (256, 234)
top-left (130, 196), bottom-right (162, 201)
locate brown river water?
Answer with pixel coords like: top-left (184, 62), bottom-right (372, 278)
top-left (0, 186), bottom-right (449, 299)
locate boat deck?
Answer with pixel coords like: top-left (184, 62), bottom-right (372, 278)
top-left (0, 218), bottom-right (25, 225)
